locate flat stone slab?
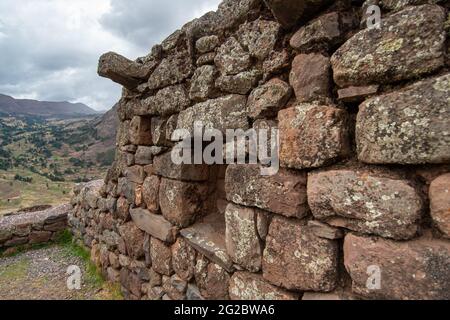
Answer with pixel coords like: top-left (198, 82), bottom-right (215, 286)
top-left (180, 212), bottom-right (234, 272)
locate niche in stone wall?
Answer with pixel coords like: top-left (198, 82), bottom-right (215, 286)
top-left (178, 163), bottom-right (234, 272)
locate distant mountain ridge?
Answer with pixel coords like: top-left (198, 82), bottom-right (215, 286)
top-left (0, 93), bottom-right (99, 117)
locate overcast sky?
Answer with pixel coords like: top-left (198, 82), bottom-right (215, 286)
top-left (0, 0), bottom-right (222, 111)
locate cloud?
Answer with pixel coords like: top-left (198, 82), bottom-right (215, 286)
top-left (0, 0), bottom-right (222, 111)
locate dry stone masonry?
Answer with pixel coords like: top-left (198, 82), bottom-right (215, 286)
top-left (69, 0), bottom-right (450, 300)
top-left (0, 205), bottom-right (70, 249)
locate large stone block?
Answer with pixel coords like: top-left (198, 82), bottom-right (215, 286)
top-left (215, 69), bottom-right (262, 95)
top-left (357, 74), bottom-right (450, 164)
top-left (237, 19), bottom-right (281, 61)
top-left (263, 0), bottom-right (333, 28)
top-left (308, 168), bottom-right (424, 240)
top-left (176, 94), bottom-right (249, 135)
top-left (195, 256), bottom-right (231, 300)
top-left (290, 53), bottom-right (331, 103)
top-left (153, 152), bottom-right (209, 181)
top-left (225, 164), bottom-right (308, 218)
top-left (189, 65), bottom-right (218, 102)
top-left (430, 173), bottom-right (450, 238)
top-left (159, 178), bottom-right (209, 228)
top-left (225, 203), bottom-right (263, 272)
top-left (129, 116), bottom-right (153, 146)
top-left (290, 12), bottom-right (342, 52)
top-left (279, 104), bottom-right (350, 169)
top-left (229, 272), bottom-right (299, 300)
top-left (130, 208), bottom-right (178, 243)
top-left (331, 5), bottom-right (446, 87)
top-left (263, 216), bottom-right (339, 292)
top-left (344, 233), bottom-right (450, 300)
top-left (98, 52), bottom-right (156, 90)
top-left (142, 84), bottom-right (190, 117)
top-left (147, 52), bottom-right (194, 90)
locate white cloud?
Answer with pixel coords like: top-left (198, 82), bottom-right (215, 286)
top-left (0, 0), bottom-right (222, 111)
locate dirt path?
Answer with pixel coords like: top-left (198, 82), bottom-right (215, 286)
top-left (0, 245), bottom-right (121, 300)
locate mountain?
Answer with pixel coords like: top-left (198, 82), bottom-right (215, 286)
top-left (0, 93), bottom-right (99, 117)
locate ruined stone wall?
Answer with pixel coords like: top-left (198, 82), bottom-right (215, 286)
top-left (0, 205), bottom-right (70, 250)
top-left (69, 0), bottom-right (450, 300)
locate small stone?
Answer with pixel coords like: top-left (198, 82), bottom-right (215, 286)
top-left (262, 50), bottom-right (290, 80)
top-left (189, 65), bottom-right (218, 101)
top-left (196, 35), bottom-right (220, 54)
top-left (229, 272), bottom-right (299, 300)
top-left (307, 220), bottom-right (344, 240)
top-left (337, 85), bottom-right (379, 103)
top-left (107, 267), bottom-right (120, 283)
top-left (247, 78), bottom-right (292, 119)
top-left (124, 166), bottom-right (145, 184)
top-left (197, 52), bottom-right (216, 66)
top-left (290, 53), bottom-right (331, 103)
top-left (135, 146), bottom-right (163, 165)
top-left (163, 274), bottom-right (188, 300)
top-left (430, 173), bottom-right (450, 238)
top-left (186, 284), bottom-right (204, 300)
top-left (279, 104), bottom-right (350, 169)
top-left (29, 231), bottom-right (52, 244)
top-left (116, 197), bottom-right (130, 222)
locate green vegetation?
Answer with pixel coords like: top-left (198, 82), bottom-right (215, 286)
top-left (0, 230), bottom-right (123, 300)
top-left (0, 114), bottom-right (110, 214)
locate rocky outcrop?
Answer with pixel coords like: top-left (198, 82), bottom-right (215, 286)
top-left (70, 0), bottom-right (450, 301)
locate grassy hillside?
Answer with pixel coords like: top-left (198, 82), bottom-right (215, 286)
top-left (0, 114), bottom-right (116, 215)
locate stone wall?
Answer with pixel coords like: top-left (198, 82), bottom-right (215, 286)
top-left (69, 0), bottom-right (450, 300)
top-left (0, 205), bottom-right (70, 249)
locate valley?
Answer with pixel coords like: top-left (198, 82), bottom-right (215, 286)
top-left (0, 107), bottom-right (118, 215)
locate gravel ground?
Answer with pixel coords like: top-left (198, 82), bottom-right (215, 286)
top-left (0, 245), bottom-right (120, 300)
